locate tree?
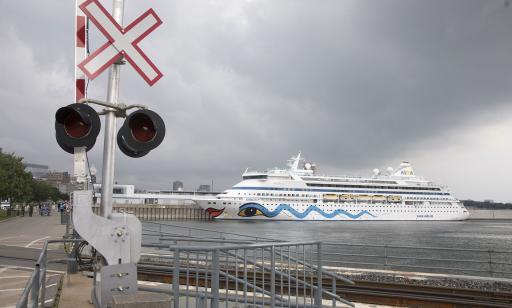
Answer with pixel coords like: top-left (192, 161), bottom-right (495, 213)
top-left (31, 180), bottom-right (54, 202)
top-left (0, 151), bottom-right (70, 204)
top-left (0, 152), bottom-right (33, 203)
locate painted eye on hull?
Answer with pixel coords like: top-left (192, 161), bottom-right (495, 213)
top-left (238, 207), bottom-right (264, 217)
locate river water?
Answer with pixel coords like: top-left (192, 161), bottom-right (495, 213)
top-left (144, 219), bottom-right (512, 251)
top-left (142, 219), bottom-right (512, 278)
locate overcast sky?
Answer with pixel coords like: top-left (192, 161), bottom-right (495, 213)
top-left (0, 0), bottom-right (511, 202)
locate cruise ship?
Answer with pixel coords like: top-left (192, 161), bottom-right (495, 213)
top-left (194, 153), bottom-right (469, 220)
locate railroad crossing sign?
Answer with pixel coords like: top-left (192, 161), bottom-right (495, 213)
top-left (78, 0), bottom-right (163, 86)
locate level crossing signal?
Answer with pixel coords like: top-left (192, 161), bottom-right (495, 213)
top-left (117, 109), bottom-right (166, 157)
top-left (55, 104), bottom-right (165, 157)
top-left (55, 103), bottom-right (101, 153)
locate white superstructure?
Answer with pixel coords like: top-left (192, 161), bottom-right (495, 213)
top-left (195, 153), bottom-right (469, 220)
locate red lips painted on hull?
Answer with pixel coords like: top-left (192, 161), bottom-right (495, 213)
top-left (206, 207), bottom-right (225, 218)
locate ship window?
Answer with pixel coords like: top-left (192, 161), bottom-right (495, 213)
top-left (243, 175), bottom-right (268, 180)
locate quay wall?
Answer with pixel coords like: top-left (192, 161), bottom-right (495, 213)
top-left (468, 208), bottom-right (512, 219)
top-left (91, 204), bottom-right (211, 221)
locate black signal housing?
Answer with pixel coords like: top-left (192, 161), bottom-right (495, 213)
top-left (117, 109), bottom-right (165, 158)
top-left (55, 103), bottom-right (101, 154)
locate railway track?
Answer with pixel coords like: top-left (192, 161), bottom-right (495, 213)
top-left (338, 281), bottom-right (512, 308)
top-left (137, 264), bottom-right (512, 307)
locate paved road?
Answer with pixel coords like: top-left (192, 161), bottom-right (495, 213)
top-left (0, 213), bottom-right (68, 307)
top-left (0, 213), bottom-right (66, 249)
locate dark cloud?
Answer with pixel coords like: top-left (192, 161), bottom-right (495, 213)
top-left (0, 0), bottom-right (511, 200)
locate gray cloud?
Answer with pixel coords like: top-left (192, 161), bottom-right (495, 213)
top-left (0, 0), bottom-right (511, 200)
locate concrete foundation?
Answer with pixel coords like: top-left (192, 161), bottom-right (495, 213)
top-left (112, 292), bottom-right (171, 308)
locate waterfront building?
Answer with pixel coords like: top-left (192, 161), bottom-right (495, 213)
top-left (172, 180), bottom-right (184, 192)
top-left (92, 183), bottom-right (217, 206)
top-left (197, 184), bottom-right (211, 192)
top-left (44, 171), bottom-right (71, 193)
top-left (24, 163), bottom-right (50, 179)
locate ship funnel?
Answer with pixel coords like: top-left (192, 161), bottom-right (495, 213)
top-left (393, 162), bottom-right (415, 176)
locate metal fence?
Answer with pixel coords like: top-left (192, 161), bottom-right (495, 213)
top-left (16, 239), bottom-right (82, 308)
top-left (142, 241), bottom-right (354, 308)
top-left (321, 242), bottom-right (512, 279)
top-left (92, 206), bottom-right (211, 221)
top-left (143, 221), bottom-right (512, 279)
top-left (143, 221), bottom-right (280, 244)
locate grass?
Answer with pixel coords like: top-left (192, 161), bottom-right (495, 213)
top-left (0, 208), bottom-right (16, 221)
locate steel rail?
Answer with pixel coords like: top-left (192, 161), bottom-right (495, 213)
top-left (137, 265), bottom-right (512, 308)
top-left (158, 237), bottom-right (256, 244)
top-left (143, 241), bottom-right (321, 251)
top-left (144, 221), bottom-right (280, 242)
top-left (335, 284), bottom-right (512, 308)
top-left (323, 242), bottom-right (512, 254)
top-left (137, 264), bottom-right (354, 307)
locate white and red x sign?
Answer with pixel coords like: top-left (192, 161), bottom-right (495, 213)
top-left (78, 0), bottom-right (163, 86)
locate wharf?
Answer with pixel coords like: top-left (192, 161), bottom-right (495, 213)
top-left (2, 214), bottom-right (512, 307)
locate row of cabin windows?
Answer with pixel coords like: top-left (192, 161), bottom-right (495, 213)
top-left (264, 203), bottom-right (457, 209)
top-left (305, 183), bottom-right (441, 191)
top-left (237, 192), bottom-right (450, 203)
top-left (207, 201), bottom-right (234, 205)
top-left (236, 190), bottom-right (448, 196)
top-left (305, 178), bottom-right (398, 184)
top-left (262, 203), bottom-right (459, 213)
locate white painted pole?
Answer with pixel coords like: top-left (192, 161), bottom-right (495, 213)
top-left (100, 0), bottom-right (125, 218)
top-left (74, 0), bottom-right (88, 188)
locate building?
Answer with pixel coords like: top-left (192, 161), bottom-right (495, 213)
top-left (92, 184), bottom-right (218, 206)
top-left (44, 172), bottom-right (71, 193)
top-left (172, 180), bottom-right (184, 192)
top-left (24, 163), bottom-right (50, 179)
top-left (197, 184), bottom-right (211, 192)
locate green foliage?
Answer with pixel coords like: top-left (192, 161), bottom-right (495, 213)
top-left (0, 152), bottom-right (33, 203)
top-left (0, 152), bottom-right (69, 204)
top-left (31, 180), bottom-right (63, 202)
top-left (0, 208), bottom-right (16, 220)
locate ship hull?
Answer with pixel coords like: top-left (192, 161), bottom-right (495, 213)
top-left (195, 199), bottom-right (470, 221)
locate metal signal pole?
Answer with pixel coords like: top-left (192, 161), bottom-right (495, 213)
top-left (100, 0), bottom-right (125, 219)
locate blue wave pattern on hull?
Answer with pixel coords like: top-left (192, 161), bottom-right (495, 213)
top-left (239, 203), bottom-right (376, 219)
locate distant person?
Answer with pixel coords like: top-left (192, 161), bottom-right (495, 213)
top-left (28, 205), bottom-right (33, 217)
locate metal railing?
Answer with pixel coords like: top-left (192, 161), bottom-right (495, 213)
top-left (16, 239), bottom-right (82, 308)
top-left (143, 221), bottom-right (512, 279)
top-left (141, 240), bottom-right (354, 307)
top-left (143, 221), bottom-right (281, 244)
top-left (92, 206), bottom-right (212, 221)
top-left (321, 242), bottom-right (512, 279)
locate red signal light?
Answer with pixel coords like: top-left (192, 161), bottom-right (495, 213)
top-left (64, 110), bottom-right (91, 138)
top-left (129, 113), bottom-right (156, 143)
top-left (117, 109), bottom-right (165, 158)
top-left (55, 103), bottom-right (100, 154)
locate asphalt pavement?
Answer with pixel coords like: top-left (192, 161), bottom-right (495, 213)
top-left (0, 212), bottom-right (67, 307)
